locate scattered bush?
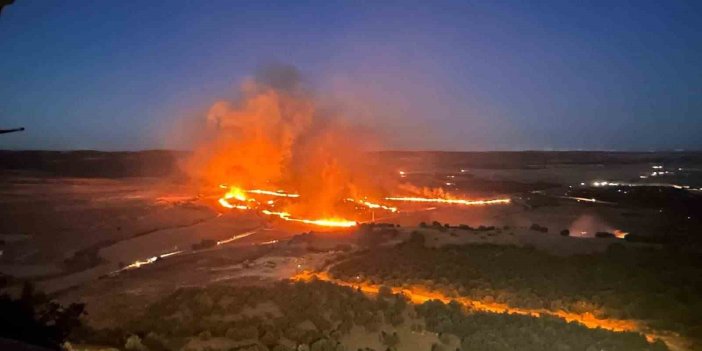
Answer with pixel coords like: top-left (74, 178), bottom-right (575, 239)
top-left (530, 223), bottom-right (548, 233)
top-left (191, 239), bottom-right (216, 250)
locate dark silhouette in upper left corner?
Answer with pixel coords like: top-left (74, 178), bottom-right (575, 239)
top-left (0, 0), bottom-right (15, 17)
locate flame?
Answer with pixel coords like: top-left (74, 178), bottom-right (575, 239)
top-left (195, 68), bottom-right (509, 229)
top-left (385, 196), bottom-right (511, 206)
top-left (218, 198), bottom-right (249, 210)
top-left (247, 189), bottom-right (300, 198)
top-left (223, 186), bottom-right (248, 202)
top-left (186, 66), bottom-right (379, 221)
top-left (261, 210), bottom-right (357, 228)
top-left (216, 230), bottom-right (257, 245)
top-left (614, 229), bottom-right (629, 239)
top-left (217, 185), bottom-right (357, 228)
top-left (294, 271), bottom-right (653, 340)
top-left (346, 198), bottom-right (398, 213)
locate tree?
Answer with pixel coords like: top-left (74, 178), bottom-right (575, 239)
top-left (0, 280), bottom-right (85, 349)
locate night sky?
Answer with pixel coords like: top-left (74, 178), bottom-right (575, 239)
top-left (0, 0), bottom-right (700, 151)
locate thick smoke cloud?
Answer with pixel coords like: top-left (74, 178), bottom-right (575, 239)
top-left (185, 64), bottom-right (385, 217)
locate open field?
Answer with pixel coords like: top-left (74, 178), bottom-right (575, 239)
top-left (1, 150), bottom-right (701, 350)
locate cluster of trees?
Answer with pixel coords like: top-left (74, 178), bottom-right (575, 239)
top-left (74, 280), bottom-right (409, 350)
top-left (417, 299), bottom-right (667, 351)
top-left (74, 279), bottom-right (669, 351)
top-left (330, 240), bottom-right (702, 343)
top-left (356, 225), bottom-right (400, 248)
top-left (529, 223), bottom-right (548, 233)
top-left (63, 242), bottom-right (109, 272)
top-left (419, 221), bottom-right (497, 233)
top-left (0, 278), bottom-right (85, 349)
top-left (595, 231), bottom-right (615, 238)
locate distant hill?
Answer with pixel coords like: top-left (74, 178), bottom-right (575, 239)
top-left (0, 150), bottom-right (188, 178)
top-left (373, 150), bottom-right (702, 169)
top-left (2, 150), bottom-right (701, 178)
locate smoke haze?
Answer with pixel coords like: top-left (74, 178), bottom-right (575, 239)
top-left (184, 64), bottom-right (388, 216)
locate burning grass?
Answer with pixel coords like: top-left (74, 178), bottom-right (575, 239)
top-left (186, 65), bottom-right (511, 228)
top-left (215, 184), bottom-right (511, 228)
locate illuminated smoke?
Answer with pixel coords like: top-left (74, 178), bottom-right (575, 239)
top-left (185, 64), bottom-right (380, 219)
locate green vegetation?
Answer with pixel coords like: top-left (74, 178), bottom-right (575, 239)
top-left (330, 240), bottom-right (702, 343)
top-left (73, 280), bottom-right (663, 350)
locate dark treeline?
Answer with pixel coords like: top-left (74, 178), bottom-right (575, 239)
top-left (417, 300), bottom-right (666, 351)
top-left (72, 280), bottom-right (661, 351)
top-left (330, 240), bottom-right (702, 344)
top-left (568, 186), bottom-right (702, 247)
top-left (373, 151), bottom-right (702, 170)
top-left (0, 150), bottom-right (186, 178)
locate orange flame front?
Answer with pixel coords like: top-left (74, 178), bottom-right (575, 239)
top-left (192, 67), bottom-right (511, 229)
top-left (217, 185), bottom-right (359, 228)
top-left (384, 196), bottom-right (511, 205)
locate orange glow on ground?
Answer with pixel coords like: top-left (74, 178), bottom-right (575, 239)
top-left (216, 184), bottom-right (513, 228)
top-left (217, 185), bottom-right (357, 228)
top-left (217, 198), bottom-right (249, 210)
top-left (261, 210), bottom-right (357, 228)
top-left (247, 189), bottom-right (300, 198)
top-left (385, 196), bottom-right (511, 206)
top-left (293, 271), bottom-right (657, 342)
top-left (222, 186), bottom-right (248, 202)
top-left (346, 198), bottom-right (398, 213)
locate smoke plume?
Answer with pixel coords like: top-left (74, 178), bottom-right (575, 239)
top-left (185, 64), bottom-right (384, 217)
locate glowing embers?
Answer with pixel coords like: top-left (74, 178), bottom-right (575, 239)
top-left (384, 196), bottom-right (511, 206)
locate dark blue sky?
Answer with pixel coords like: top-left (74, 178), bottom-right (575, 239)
top-left (1, 0), bottom-right (700, 151)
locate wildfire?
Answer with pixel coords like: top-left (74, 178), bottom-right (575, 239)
top-left (385, 196), bottom-right (511, 206)
top-left (218, 198), bottom-right (250, 210)
top-left (247, 189), bottom-right (300, 198)
top-left (198, 68), bottom-right (515, 230)
top-left (346, 198), bottom-right (398, 213)
top-left (217, 186), bottom-right (513, 228)
top-left (613, 229), bottom-right (629, 239)
top-left (294, 271), bottom-right (653, 340)
top-left (261, 210), bottom-right (357, 228)
top-left (222, 186), bottom-right (248, 202)
top-left (217, 185), bottom-right (358, 227)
